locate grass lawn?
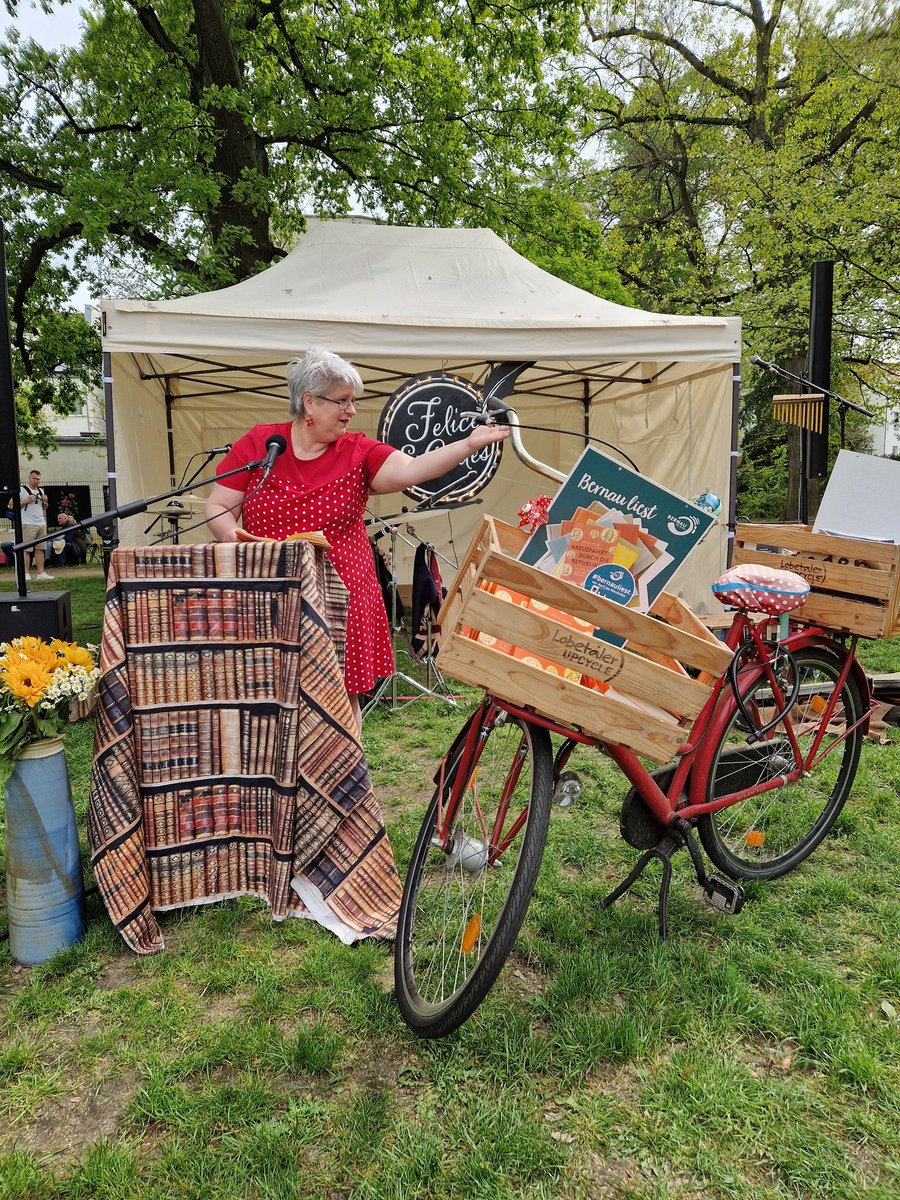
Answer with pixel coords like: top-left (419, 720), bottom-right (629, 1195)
top-left (2, 568), bottom-right (899, 1199)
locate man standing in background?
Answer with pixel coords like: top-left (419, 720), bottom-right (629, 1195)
top-left (18, 468), bottom-right (53, 580)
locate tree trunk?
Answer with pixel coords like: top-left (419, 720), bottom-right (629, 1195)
top-left (191, 0), bottom-right (278, 277)
top-left (781, 354), bottom-right (807, 522)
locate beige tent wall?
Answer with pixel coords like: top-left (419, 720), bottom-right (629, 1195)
top-left (103, 220), bottom-right (740, 616)
top-left (109, 353), bottom-right (732, 614)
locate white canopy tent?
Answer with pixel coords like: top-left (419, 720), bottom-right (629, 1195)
top-left (101, 218), bottom-right (741, 611)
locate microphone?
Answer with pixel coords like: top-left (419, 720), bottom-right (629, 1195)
top-left (204, 444), bottom-right (232, 455)
top-left (750, 355), bottom-right (776, 371)
top-left (259, 433), bottom-right (287, 482)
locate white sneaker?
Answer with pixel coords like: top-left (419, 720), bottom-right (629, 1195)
top-left (36, 572), bottom-right (54, 581)
top-left (24, 572), bottom-right (31, 580)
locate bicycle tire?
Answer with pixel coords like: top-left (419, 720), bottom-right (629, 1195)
top-left (395, 706), bottom-right (553, 1038)
top-left (698, 645), bottom-right (864, 881)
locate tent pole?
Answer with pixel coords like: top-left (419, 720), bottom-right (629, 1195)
top-left (727, 360), bottom-right (740, 567)
top-left (165, 385), bottom-right (177, 487)
top-left (102, 349), bottom-right (118, 566)
top-left (582, 380), bottom-right (590, 446)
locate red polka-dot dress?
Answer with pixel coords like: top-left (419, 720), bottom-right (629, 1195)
top-left (218, 422), bottom-right (397, 694)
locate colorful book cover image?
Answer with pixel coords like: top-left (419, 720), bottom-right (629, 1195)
top-left (518, 447), bottom-right (715, 626)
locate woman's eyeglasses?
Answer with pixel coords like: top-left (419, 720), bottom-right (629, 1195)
top-left (312, 392), bottom-right (357, 411)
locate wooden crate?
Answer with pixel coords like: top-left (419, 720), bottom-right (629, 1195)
top-left (732, 524), bottom-right (900, 640)
top-left (436, 517), bottom-right (734, 764)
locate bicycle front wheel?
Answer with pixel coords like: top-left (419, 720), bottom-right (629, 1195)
top-left (395, 706), bottom-right (553, 1038)
top-left (698, 645), bottom-right (864, 881)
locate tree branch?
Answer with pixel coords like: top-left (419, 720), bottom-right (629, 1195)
top-left (587, 23), bottom-right (755, 106)
top-left (12, 224), bottom-right (83, 371)
top-left (0, 156), bottom-right (63, 193)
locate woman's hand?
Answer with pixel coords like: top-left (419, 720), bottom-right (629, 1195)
top-left (371, 420), bottom-right (509, 494)
top-left (465, 422), bottom-right (510, 453)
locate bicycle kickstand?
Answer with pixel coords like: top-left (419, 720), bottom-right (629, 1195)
top-left (602, 832), bottom-right (683, 939)
top-left (602, 819), bottom-right (746, 939)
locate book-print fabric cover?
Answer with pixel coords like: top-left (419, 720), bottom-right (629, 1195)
top-left (88, 541), bottom-right (400, 953)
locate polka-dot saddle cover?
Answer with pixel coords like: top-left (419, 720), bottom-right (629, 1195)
top-left (712, 563), bottom-right (810, 615)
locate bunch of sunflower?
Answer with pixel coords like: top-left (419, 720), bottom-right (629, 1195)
top-left (0, 636), bottom-right (99, 771)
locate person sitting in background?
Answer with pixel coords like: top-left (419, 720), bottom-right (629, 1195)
top-left (48, 512), bottom-right (88, 566)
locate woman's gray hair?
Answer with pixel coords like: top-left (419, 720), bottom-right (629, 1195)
top-left (286, 347), bottom-right (364, 418)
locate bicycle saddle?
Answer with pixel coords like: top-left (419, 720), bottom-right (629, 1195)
top-left (711, 564), bottom-right (810, 615)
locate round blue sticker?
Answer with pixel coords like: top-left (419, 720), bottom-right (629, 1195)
top-left (584, 564), bottom-right (636, 606)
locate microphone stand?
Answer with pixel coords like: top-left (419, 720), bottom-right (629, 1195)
top-left (751, 356), bottom-right (875, 447)
top-left (361, 507), bottom-right (460, 719)
top-left (12, 457), bottom-right (273, 583)
top-left (143, 448), bottom-right (226, 545)
top-left (751, 355), bottom-right (876, 524)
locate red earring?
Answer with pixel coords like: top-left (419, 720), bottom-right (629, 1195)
top-left (305, 414), bottom-right (314, 427)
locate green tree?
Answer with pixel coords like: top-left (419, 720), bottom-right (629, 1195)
top-left (1, 0), bottom-right (590, 442)
top-left (576, 0), bottom-right (899, 516)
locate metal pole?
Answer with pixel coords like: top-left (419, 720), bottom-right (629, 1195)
top-left (0, 220), bottom-right (27, 596)
top-left (806, 261), bottom-right (833, 479)
top-left (727, 362), bottom-right (740, 566)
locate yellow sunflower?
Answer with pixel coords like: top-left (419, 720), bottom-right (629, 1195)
top-left (1, 637), bottom-right (58, 673)
top-left (1, 658), bottom-right (54, 707)
top-left (54, 641), bottom-right (95, 671)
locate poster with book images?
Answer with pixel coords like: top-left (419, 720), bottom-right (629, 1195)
top-left (518, 447), bottom-right (716, 644)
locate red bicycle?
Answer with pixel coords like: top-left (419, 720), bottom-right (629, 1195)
top-left (394, 430), bottom-right (873, 1039)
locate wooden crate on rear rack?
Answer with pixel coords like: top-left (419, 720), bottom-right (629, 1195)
top-left (435, 517), bottom-right (734, 765)
top-left (732, 524), bottom-right (900, 640)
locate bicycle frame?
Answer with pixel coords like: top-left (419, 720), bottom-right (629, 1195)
top-left (429, 398), bottom-right (874, 865)
top-left (431, 612), bottom-right (873, 847)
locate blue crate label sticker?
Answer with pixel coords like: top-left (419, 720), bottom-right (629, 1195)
top-left (585, 564), bottom-right (637, 606)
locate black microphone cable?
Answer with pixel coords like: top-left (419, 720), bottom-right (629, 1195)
top-left (467, 411), bottom-right (640, 472)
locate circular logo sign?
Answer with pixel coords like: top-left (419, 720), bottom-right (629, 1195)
top-left (378, 372), bottom-right (502, 504)
top-left (584, 564), bottom-right (637, 607)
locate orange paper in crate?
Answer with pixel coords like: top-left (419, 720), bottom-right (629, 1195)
top-left (466, 582), bottom-right (609, 688)
top-left (439, 517), bottom-right (735, 763)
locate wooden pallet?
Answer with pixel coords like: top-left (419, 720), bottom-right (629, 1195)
top-left (732, 524), bottom-right (900, 640)
top-left (436, 517), bottom-right (733, 764)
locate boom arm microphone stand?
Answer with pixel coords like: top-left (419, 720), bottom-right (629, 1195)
top-left (12, 453), bottom-right (277, 567)
top-left (361, 506), bottom-right (461, 717)
top-left (143, 446), bottom-right (231, 545)
top-left (750, 355), bottom-right (875, 446)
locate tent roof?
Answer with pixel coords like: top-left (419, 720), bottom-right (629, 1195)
top-left (102, 219), bottom-right (740, 366)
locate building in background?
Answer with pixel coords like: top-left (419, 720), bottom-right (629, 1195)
top-left (4, 307), bottom-right (107, 540)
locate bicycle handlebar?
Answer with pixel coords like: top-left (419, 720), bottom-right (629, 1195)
top-left (482, 397), bottom-right (566, 485)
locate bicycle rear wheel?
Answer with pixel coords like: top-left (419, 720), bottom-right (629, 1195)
top-left (698, 646), bottom-right (864, 881)
top-left (395, 705), bottom-right (553, 1038)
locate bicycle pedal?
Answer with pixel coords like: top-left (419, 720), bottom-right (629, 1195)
top-left (703, 875), bottom-right (746, 916)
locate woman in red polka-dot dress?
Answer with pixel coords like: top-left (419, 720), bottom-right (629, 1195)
top-left (206, 347), bottom-right (508, 731)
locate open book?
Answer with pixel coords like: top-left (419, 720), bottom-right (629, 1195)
top-left (234, 528), bottom-right (330, 550)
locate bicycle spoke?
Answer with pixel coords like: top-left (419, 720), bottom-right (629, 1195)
top-left (700, 647), bottom-right (863, 880)
top-left (396, 710), bottom-right (552, 1036)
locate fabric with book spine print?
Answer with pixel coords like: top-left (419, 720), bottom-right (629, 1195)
top-left (87, 541), bottom-right (402, 953)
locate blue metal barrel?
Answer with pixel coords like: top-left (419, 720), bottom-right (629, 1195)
top-left (4, 736), bottom-right (85, 965)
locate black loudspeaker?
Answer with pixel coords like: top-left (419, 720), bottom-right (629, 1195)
top-left (0, 591), bottom-right (73, 643)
